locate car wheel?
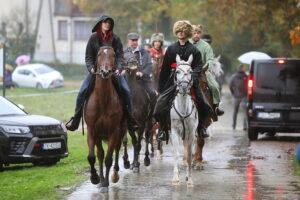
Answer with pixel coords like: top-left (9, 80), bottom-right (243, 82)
top-left (248, 128), bottom-right (258, 141)
top-left (36, 83), bottom-right (43, 89)
top-left (266, 131), bottom-right (276, 137)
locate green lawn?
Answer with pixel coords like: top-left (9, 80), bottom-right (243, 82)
top-left (0, 81), bottom-right (102, 200)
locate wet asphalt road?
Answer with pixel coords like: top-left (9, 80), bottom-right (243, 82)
top-left (64, 89), bottom-right (300, 200)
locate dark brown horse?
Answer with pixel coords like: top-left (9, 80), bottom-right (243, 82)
top-left (150, 53), bottom-right (165, 160)
top-left (122, 52), bottom-right (155, 173)
top-left (84, 46), bottom-right (127, 192)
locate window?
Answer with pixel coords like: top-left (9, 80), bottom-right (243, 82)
top-left (74, 21), bottom-right (91, 40)
top-left (58, 20), bottom-right (68, 40)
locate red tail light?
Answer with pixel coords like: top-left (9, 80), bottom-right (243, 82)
top-left (247, 74), bottom-right (253, 99)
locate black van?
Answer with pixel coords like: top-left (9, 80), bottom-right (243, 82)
top-left (247, 58), bottom-right (300, 140)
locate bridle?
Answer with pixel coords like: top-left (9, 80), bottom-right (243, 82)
top-left (92, 46), bottom-right (115, 79)
top-left (174, 64), bottom-right (193, 96)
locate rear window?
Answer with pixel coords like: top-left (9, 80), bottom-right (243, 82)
top-left (256, 61), bottom-right (300, 93)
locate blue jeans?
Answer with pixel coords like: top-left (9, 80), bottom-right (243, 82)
top-left (75, 73), bottom-right (132, 112)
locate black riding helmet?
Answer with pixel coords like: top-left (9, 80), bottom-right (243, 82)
top-left (92, 14), bottom-right (115, 32)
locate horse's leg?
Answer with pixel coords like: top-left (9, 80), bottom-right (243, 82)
top-left (182, 140), bottom-right (188, 168)
top-left (99, 137), bottom-right (116, 193)
top-left (111, 139), bottom-right (122, 183)
top-left (128, 129), bottom-right (139, 172)
top-left (150, 128), bottom-right (155, 158)
top-left (132, 128), bottom-right (143, 173)
top-left (194, 137), bottom-right (205, 170)
top-left (87, 128), bottom-right (100, 185)
top-left (186, 131), bottom-right (195, 187)
top-left (122, 134), bottom-right (130, 169)
top-left (96, 138), bottom-right (105, 184)
top-left (170, 128), bottom-right (181, 185)
top-left (144, 122), bottom-right (152, 166)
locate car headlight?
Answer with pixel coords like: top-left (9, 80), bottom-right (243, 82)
top-left (61, 123), bottom-right (67, 133)
top-left (0, 125), bottom-right (30, 134)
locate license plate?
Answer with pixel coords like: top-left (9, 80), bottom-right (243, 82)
top-left (257, 112), bottom-right (281, 119)
top-left (42, 142), bottom-right (61, 150)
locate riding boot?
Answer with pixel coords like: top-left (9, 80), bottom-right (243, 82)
top-left (214, 103), bottom-right (224, 116)
top-left (124, 108), bottom-right (139, 132)
top-left (66, 106), bottom-right (83, 131)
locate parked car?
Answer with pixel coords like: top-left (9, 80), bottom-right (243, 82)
top-left (12, 64), bottom-right (64, 89)
top-left (247, 58), bottom-right (300, 140)
top-left (0, 96), bottom-right (68, 170)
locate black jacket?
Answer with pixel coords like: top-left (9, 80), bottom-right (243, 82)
top-left (123, 47), bottom-right (152, 81)
top-left (158, 41), bottom-right (203, 93)
top-left (229, 70), bottom-right (248, 99)
top-left (85, 15), bottom-right (123, 72)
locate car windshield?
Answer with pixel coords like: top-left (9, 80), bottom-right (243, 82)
top-left (0, 97), bottom-right (26, 115)
top-left (33, 65), bottom-right (55, 75)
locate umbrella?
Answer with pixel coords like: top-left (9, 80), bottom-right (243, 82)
top-left (238, 51), bottom-right (271, 64)
top-left (15, 55), bottom-right (30, 66)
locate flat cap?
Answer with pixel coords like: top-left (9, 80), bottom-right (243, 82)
top-left (127, 32), bottom-right (140, 40)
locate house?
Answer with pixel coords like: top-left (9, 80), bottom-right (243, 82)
top-left (34, 0), bottom-right (98, 64)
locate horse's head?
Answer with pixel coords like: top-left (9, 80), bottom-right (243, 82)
top-left (210, 55), bottom-right (223, 78)
top-left (175, 54), bottom-right (193, 94)
top-left (122, 52), bottom-right (139, 75)
top-left (96, 46), bottom-right (115, 79)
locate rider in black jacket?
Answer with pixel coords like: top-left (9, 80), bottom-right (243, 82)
top-left (154, 20), bottom-right (213, 139)
top-left (66, 14), bottom-right (138, 131)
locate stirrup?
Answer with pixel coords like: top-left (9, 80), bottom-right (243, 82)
top-left (66, 117), bottom-right (80, 131)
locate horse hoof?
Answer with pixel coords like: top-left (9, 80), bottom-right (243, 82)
top-left (124, 161), bottom-right (130, 169)
top-left (111, 171), bottom-right (119, 183)
top-left (99, 186), bottom-right (109, 193)
top-left (172, 180), bottom-right (180, 185)
top-left (90, 175), bottom-right (100, 185)
top-left (187, 182), bottom-right (194, 188)
top-left (133, 167), bottom-right (140, 173)
top-left (156, 154), bottom-right (163, 160)
top-left (194, 165), bottom-right (204, 170)
top-left (144, 157), bottom-right (151, 166)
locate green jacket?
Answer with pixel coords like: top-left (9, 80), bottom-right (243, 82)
top-left (194, 39), bottom-right (220, 104)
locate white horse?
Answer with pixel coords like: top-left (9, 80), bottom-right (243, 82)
top-left (170, 54), bottom-right (198, 187)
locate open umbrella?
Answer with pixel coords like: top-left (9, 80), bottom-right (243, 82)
top-left (15, 55), bottom-right (30, 66)
top-left (238, 51), bottom-right (271, 64)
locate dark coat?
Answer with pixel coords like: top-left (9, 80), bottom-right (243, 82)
top-left (229, 70), bottom-right (248, 99)
top-left (85, 15), bottom-right (123, 72)
top-left (158, 41), bottom-right (203, 93)
top-left (124, 47), bottom-right (152, 81)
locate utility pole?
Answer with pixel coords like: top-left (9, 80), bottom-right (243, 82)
top-left (25, 0), bottom-right (29, 39)
top-left (48, 0), bottom-right (57, 62)
top-left (33, 0), bottom-right (44, 56)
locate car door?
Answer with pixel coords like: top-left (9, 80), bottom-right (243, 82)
top-left (17, 69), bottom-right (36, 87)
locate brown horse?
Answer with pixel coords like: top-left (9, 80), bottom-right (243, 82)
top-left (84, 46), bottom-right (127, 193)
top-left (193, 65), bottom-right (218, 169)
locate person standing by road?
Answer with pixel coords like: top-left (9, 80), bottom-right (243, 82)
top-left (229, 64), bottom-right (248, 130)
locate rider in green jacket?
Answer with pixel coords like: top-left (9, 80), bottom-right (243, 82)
top-left (191, 24), bottom-right (224, 116)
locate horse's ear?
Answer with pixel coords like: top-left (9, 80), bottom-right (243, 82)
top-left (187, 54), bottom-right (193, 65)
top-left (216, 55), bottom-right (221, 61)
top-left (203, 64), bottom-right (209, 72)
